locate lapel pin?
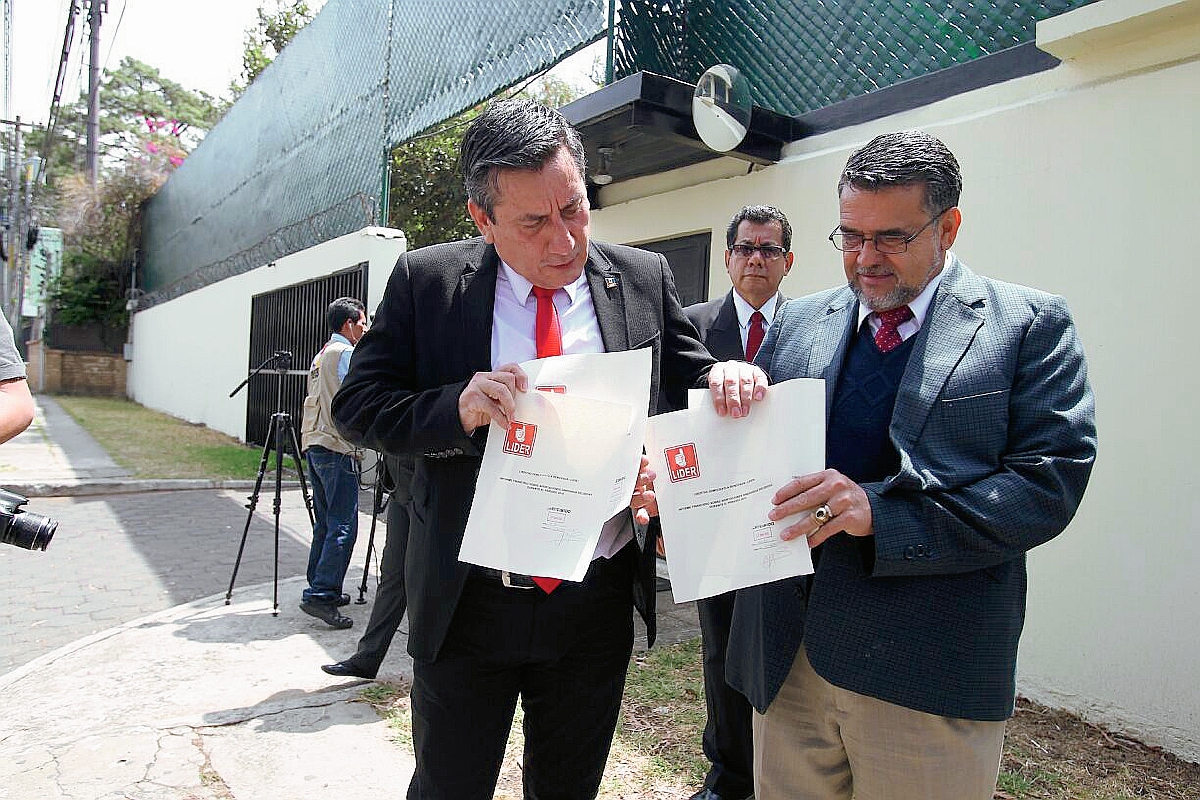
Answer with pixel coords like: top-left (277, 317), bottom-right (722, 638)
top-left (604, 275), bottom-right (619, 289)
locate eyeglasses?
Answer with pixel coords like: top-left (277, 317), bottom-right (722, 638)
top-left (828, 210), bottom-right (948, 254)
top-left (729, 243), bottom-right (787, 260)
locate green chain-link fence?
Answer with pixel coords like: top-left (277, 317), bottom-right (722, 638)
top-left (142, 0), bottom-right (1099, 304)
top-left (612, 0), bottom-right (1097, 116)
top-left (139, 0), bottom-right (604, 302)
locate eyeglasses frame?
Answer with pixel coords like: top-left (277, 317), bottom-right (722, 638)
top-left (729, 243), bottom-right (788, 260)
top-left (828, 208), bottom-right (951, 254)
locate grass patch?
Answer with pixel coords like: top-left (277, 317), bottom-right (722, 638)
top-left (53, 395), bottom-right (270, 480)
top-left (605, 636), bottom-right (707, 793)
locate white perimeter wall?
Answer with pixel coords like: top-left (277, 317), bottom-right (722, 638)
top-left (590, 0), bottom-right (1200, 761)
top-left (127, 226), bottom-right (406, 439)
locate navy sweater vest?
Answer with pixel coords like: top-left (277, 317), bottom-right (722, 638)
top-left (826, 323), bottom-right (916, 483)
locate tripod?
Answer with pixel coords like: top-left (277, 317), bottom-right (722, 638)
top-left (225, 350), bottom-right (314, 614)
top-left (354, 452), bottom-right (393, 603)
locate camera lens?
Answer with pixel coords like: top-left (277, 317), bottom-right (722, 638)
top-left (1, 510), bottom-right (57, 551)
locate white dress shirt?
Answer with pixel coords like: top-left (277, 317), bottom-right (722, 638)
top-left (731, 290), bottom-right (782, 355)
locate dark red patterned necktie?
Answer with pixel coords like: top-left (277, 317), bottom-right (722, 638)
top-left (746, 310), bottom-right (766, 361)
top-left (873, 305), bottom-right (913, 353)
top-left (530, 286), bottom-right (562, 593)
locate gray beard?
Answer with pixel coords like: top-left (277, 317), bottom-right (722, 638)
top-left (850, 251), bottom-right (945, 312)
top-left (850, 281), bottom-right (922, 312)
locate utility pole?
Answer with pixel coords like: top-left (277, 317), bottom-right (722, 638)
top-left (85, 0), bottom-right (105, 184)
top-left (4, 0), bottom-right (13, 120)
top-left (4, 116), bottom-right (20, 328)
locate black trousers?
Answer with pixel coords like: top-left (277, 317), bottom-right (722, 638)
top-left (697, 589), bottom-right (754, 798)
top-left (407, 543), bottom-right (637, 800)
top-left (348, 455), bottom-right (413, 674)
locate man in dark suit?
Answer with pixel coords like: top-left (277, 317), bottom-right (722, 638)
top-left (683, 204), bottom-right (793, 800)
top-left (727, 131), bottom-right (1096, 798)
top-left (332, 98), bottom-right (766, 800)
top-left (320, 454), bottom-right (413, 679)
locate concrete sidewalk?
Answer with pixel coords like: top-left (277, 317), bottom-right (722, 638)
top-left (0, 578), bottom-right (416, 799)
top-left (0, 396), bottom-right (701, 799)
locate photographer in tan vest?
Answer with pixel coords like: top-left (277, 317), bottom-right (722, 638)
top-left (299, 297), bottom-right (368, 629)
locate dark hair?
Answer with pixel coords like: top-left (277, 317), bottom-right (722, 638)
top-left (327, 297), bottom-right (365, 334)
top-left (838, 131), bottom-right (962, 215)
top-left (459, 97), bottom-right (586, 219)
top-left (726, 205), bottom-right (792, 251)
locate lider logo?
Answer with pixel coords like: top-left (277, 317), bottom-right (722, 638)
top-left (503, 421), bottom-right (537, 457)
top-left (665, 443), bottom-right (700, 482)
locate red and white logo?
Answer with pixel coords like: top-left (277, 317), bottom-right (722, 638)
top-left (503, 421), bottom-right (537, 457)
top-left (665, 443), bottom-right (700, 482)
top-left (535, 385), bottom-right (566, 394)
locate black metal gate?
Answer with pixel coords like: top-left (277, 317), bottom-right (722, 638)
top-left (245, 264), bottom-right (368, 446)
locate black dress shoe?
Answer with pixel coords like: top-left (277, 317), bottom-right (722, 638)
top-left (321, 659), bottom-right (377, 679)
top-left (299, 600), bottom-right (353, 629)
top-left (688, 789), bottom-right (753, 800)
top-left (335, 593), bottom-right (351, 607)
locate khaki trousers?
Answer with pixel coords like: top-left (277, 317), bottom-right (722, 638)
top-left (753, 645), bottom-right (1006, 800)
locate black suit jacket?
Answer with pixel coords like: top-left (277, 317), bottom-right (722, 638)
top-left (332, 237), bottom-right (715, 661)
top-left (685, 290), bottom-right (785, 362)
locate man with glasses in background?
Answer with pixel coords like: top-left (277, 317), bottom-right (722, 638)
top-left (682, 205), bottom-right (793, 800)
top-left (726, 131), bottom-right (1096, 798)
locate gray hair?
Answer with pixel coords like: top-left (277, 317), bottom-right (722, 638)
top-left (726, 205), bottom-right (792, 251)
top-left (838, 131), bottom-right (962, 215)
top-left (459, 98), bottom-right (586, 219)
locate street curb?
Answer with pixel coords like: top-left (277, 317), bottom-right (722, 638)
top-left (7, 479), bottom-right (303, 498)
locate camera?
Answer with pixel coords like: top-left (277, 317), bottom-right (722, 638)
top-left (0, 488), bottom-right (57, 551)
top-left (273, 350), bottom-right (293, 369)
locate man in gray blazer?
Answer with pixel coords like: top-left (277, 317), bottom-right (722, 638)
top-left (332, 98), bottom-right (766, 800)
top-left (683, 204), bottom-right (792, 800)
top-left (727, 131), bottom-right (1096, 798)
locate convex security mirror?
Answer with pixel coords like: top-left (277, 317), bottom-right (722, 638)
top-left (692, 64), bottom-right (752, 152)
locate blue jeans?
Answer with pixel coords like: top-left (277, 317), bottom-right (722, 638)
top-left (303, 445), bottom-right (360, 603)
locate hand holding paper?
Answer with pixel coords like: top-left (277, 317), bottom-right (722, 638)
top-left (769, 467), bottom-right (875, 547)
top-left (704, 360), bottom-right (769, 418)
top-left (458, 363), bottom-right (528, 432)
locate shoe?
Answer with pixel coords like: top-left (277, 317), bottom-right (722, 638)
top-left (305, 593), bottom-right (351, 606)
top-left (299, 600), bottom-right (353, 629)
top-left (688, 790), bottom-right (753, 800)
top-left (321, 659), bottom-right (377, 679)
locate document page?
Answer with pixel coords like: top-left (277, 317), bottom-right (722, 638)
top-left (458, 350), bottom-right (652, 581)
top-left (644, 378), bottom-right (825, 602)
top-left (520, 348), bottom-right (651, 519)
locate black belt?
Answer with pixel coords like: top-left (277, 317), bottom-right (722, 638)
top-left (469, 543), bottom-right (636, 591)
top-left (471, 566), bottom-right (540, 589)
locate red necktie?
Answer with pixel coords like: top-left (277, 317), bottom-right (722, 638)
top-left (746, 310), bottom-right (766, 361)
top-left (873, 305), bottom-right (913, 353)
top-left (532, 286), bottom-right (563, 359)
top-left (530, 286), bottom-right (563, 593)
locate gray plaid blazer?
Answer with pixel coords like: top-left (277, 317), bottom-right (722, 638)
top-left (727, 255), bottom-right (1096, 721)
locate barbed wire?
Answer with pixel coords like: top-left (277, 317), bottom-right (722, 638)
top-left (135, 192), bottom-right (378, 311)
